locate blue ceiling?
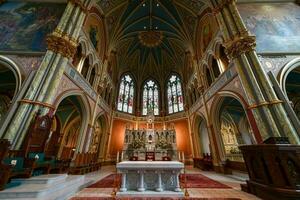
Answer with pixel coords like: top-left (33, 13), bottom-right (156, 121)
top-left (117, 0), bottom-right (187, 66)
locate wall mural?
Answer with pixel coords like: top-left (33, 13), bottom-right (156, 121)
top-left (0, 2), bottom-right (66, 52)
top-left (238, 3), bottom-right (300, 53)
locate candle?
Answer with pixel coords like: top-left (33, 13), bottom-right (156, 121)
top-left (182, 152), bottom-right (185, 162)
top-left (116, 151), bottom-right (120, 163)
top-left (121, 151), bottom-right (124, 161)
top-left (178, 151), bottom-right (181, 161)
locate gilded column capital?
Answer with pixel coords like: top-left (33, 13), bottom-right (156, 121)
top-left (68, 0), bottom-right (88, 13)
top-left (224, 34), bottom-right (256, 59)
top-left (46, 30), bottom-right (78, 58)
top-left (212, 0), bottom-right (236, 15)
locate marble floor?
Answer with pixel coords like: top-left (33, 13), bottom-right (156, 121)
top-left (69, 165), bottom-right (261, 200)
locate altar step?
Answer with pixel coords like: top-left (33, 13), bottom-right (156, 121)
top-left (117, 190), bottom-right (184, 198)
top-left (227, 170), bottom-right (249, 182)
top-left (0, 174), bottom-right (92, 200)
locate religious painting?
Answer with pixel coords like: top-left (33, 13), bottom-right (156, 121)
top-left (202, 23), bottom-right (212, 52)
top-left (196, 13), bottom-right (218, 58)
top-left (89, 25), bottom-right (99, 50)
top-left (0, 2), bottom-right (66, 52)
top-left (238, 3), bottom-right (300, 53)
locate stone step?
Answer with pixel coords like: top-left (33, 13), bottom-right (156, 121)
top-left (10, 174), bottom-right (68, 185)
top-left (0, 174), bottom-right (91, 200)
top-left (227, 170), bottom-right (249, 182)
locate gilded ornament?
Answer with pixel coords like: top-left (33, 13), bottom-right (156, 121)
top-left (68, 0), bottom-right (88, 13)
top-left (224, 34), bottom-right (256, 59)
top-left (212, 0), bottom-right (236, 15)
top-left (46, 32), bottom-right (77, 58)
top-left (138, 31), bottom-right (164, 48)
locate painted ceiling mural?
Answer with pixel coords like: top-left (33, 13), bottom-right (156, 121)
top-left (96, 0), bottom-right (208, 85)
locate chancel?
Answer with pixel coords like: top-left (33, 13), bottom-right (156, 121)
top-left (0, 0), bottom-right (300, 199)
top-left (116, 111), bottom-right (184, 196)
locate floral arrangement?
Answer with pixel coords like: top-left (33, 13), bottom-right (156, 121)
top-left (156, 138), bottom-right (172, 149)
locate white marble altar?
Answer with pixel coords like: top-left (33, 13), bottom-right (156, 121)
top-left (116, 161), bottom-right (184, 197)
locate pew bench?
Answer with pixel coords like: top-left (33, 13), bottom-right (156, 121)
top-left (0, 157), bottom-right (35, 190)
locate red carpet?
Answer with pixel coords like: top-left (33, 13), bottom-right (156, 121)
top-left (71, 198), bottom-right (240, 200)
top-left (179, 174), bottom-right (231, 189)
top-left (88, 174), bottom-right (230, 189)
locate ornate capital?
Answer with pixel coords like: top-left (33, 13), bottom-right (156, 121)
top-left (212, 0), bottom-right (236, 15)
top-left (46, 30), bottom-right (77, 58)
top-left (68, 0), bottom-right (88, 13)
top-left (224, 34), bottom-right (256, 59)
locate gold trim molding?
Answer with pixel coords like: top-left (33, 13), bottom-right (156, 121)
top-left (19, 99), bottom-right (55, 110)
top-left (248, 100), bottom-right (283, 110)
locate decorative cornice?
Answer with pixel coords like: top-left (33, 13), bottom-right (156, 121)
top-left (224, 34), bottom-right (256, 59)
top-left (68, 0), bottom-right (88, 13)
top-left (46, 29), bottom-right (78, 58)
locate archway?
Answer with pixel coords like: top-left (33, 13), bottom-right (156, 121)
top-left (89, 114), bottom-right (107, 161)
top-left (198, 118), bottom-right (210, 155)
top-left (194, 115), bottom-right (211, 158)
top-left (46, 95), bottom-right (89, 160)
top-left (214, 96), bottom-right (255, 162)
top-left (284, 63), bottom-right (300, 120)
top-left (0, 57), bottom-right (21, 125)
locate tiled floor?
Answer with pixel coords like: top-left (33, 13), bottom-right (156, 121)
top-left (70, 165), bottom-right (261, 200)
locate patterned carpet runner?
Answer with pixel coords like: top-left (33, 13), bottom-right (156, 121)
top-left (71, 198), bottom-right (241, 200)
top-left (87, 174), bottom-right (231, 189)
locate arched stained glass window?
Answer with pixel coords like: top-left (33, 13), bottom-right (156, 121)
top-left (167, 75), bottom-right (184, 114)
top-left (142, 80), bottom-right (159, 115)
top-left (117, 74), bottom-right (134, 113)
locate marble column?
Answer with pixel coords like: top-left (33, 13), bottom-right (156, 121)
top-left (138, 170), bottom-right (145, 192)
top-left (156, 171), bottom-right (163, 192)
top-left (120, 172), bottom-right (127, 192)
top-left (211, 0), bottom-right (300, 144)
top-left (174, 171), bottom-right (181, 192)
top-left (0, 0), bottom-right (92, 149)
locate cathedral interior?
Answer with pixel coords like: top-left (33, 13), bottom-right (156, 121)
top-left (0, 0), bottom-right (300, 199)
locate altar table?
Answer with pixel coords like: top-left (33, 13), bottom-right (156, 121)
top-left (116, 161), bottom-right (184, 196)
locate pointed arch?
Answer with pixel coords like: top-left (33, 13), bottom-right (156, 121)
top-left (166, 73), bottom-right (184, 114)
top-left (142, 78), bottom-right (160, 115)
top-left (117, 73), bottom-right (135, 114)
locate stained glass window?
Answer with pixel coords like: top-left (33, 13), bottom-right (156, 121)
top-left (142, 80), bottom-right (159, 115)
top-left (117, 74), bottom-right (134, 113)
top-left (167, 75), bottom-right (184, 114)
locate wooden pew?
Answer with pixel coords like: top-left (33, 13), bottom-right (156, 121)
top-left (0, 140), bottom-right (35, 191)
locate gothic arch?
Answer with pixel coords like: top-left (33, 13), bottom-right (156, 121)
top-left (210, 91), bottom-right (256, 162)
top-left (192, 113), bottom-right (211, 158)
top-left (54, 91), bottom-right (91, 153)
top-left (0, 56), bottom-right (23, 96)
top-left (279, 57), bottom-right (300, 95)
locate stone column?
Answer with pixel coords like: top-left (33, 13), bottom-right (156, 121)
top-left (120, 172), bottom-right (127, 192)
top-left (174, 171), bottom-right (181, 192)
top-left (211, 0), bottom-right (300, 144)
top-left (156, 171), bottom-right (163, 192)
top-left (0, 0), bottom-right (92, 149)
top-left (138, 170), bottom-right (145, 192)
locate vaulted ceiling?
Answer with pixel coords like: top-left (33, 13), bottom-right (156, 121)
top-left (97, 0), bottom-right (208, 85)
